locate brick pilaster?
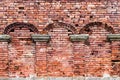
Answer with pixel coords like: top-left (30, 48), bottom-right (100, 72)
top-left (31, 34), bottom-right (50, 76)
top-left (0, 35), bottom-right (11, 77)
top-left (70, 34), bottom-right (89, 76)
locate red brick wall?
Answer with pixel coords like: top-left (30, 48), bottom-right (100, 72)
top-left (8, 27), bottom-right (35, 77)
top-left (0, 0), bottom-right (120, 78)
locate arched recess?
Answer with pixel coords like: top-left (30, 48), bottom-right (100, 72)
top-left (4, 22), bottom-right (39, 34)
top-left (4, 22), bottom-right (38, 77)
top-left (78, 22), bottom-right (115, 77)
top-left (43, 21), bottom-right (77, 34)
top-left (44, 21), bottom-right (75, 76)
top-left (79, 22), bottom-right (115, 34)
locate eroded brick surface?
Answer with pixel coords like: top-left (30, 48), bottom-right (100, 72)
top-left (8, 27), bottom-right (35, 77)
top-left (0, 0), bottom-right (120, 79)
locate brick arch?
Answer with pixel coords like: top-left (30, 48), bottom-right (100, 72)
top-left (4, 22), bottom-right (39, 34)
top-left (79, 22), bottom-right (114, 76)
top-left (43, 21), bottom-right (77, 34)
top-left (79, 22), bottom-right (115, 34)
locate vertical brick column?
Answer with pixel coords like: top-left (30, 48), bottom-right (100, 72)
top-left (70, 34), bottom-right (89, 76)
top-left (107, 34), bottom-right (120, 76)
top-left (31, 34), bottom-right (50, 77)
top-left (0, 35), bottom-right (11, 77)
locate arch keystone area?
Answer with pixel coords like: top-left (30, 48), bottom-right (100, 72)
top-left (79, 22), bottom-right (115, 34)
top-left (43, 21), bottom-right (77, 34)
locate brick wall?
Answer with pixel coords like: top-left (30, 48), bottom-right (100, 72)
top-left (0, 0), bottom-right (120, 79)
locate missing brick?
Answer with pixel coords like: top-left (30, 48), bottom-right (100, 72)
top-left (98, 44), bottom-right (103, 47)
top-left (10, 29), bottom-right (14, 32)
top-left (91, 50), bottom-right (98, 55)
top-left (20, 72), bottom-right (23, 74)
top-left (19, 7), bottom-right (24, 10)
top-left (112, 60), bottom-right (120, 62)
top-left (29, 29), bottom-right (34, 32)
top-left (75, 24), bottom-right (79, 27)
top-left (68, 30), bottom-right (71, 32)
top-left (90, 15), bottom-right (93, 18)
top-left (36, 2), bottom-right (40, 5)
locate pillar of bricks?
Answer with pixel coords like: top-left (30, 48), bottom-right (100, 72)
top-left (70, 34), bottom-right (89, 76)
top-left (111, 41), bottom-right (120, 76)
top-left (107, 34), bottom-right (120, 76)
top-left (31, 34), bottom-right (50, 77)
top-left (0, 35), bottom-right (11, 77)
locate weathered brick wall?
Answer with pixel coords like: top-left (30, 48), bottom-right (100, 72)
top-left (0, 0), bottom-right (120, 79)
top-left (8, 27), bottom-right (35, 77)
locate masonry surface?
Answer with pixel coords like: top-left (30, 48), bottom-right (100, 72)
top-left (0, 0), bottom-right (120, 80)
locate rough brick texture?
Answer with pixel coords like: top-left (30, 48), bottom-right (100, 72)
top-left (0, 0), bottom-right (120, 79)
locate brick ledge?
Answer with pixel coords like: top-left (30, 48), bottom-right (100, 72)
top-left (31, 34), bottom-right (50, 42)
top-left (69, 34), bottom-right (89, 42)
top-left (107, 34), bottom-right (120, 41)
top-left (0, 34), bottom-right (11, 42)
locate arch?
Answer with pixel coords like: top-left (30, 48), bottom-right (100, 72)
top-left (4, 22), bottom-right (39, 34)
top-left (79, 22), bottom-right (115, 34)
top-left (43, 21), bottom-right (77, 34)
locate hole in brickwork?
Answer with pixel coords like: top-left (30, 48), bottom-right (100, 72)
top-left (29, 29), bottom-right (34, 32)
top-left (19, 26), bottom-right (22, 29)
top-left (75, 24), bottom-right (79, 27)
top-left (91, 50), bottom-right (98, 55)
top-left (112, 60), bottom-right (120, 62)
top-left (19, 7), bottom-right (24, 10)
top-left (90, 15), bottom-right (93, 18)
top-left (10, 29), bottom-right (14, 32)
top-left (36, 2), bottom-right (40, 5)
top-left (68, 30), bottom-right (71, 32)
top-left (20, 72), bottom-right (23, 74)
top-left (98, 44), bottom-right (103, 47)
top-left (67, 15), bottom-right (70, 18)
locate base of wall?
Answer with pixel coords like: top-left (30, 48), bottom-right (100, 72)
top-left (0, 77), bottom-right (120, 80)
